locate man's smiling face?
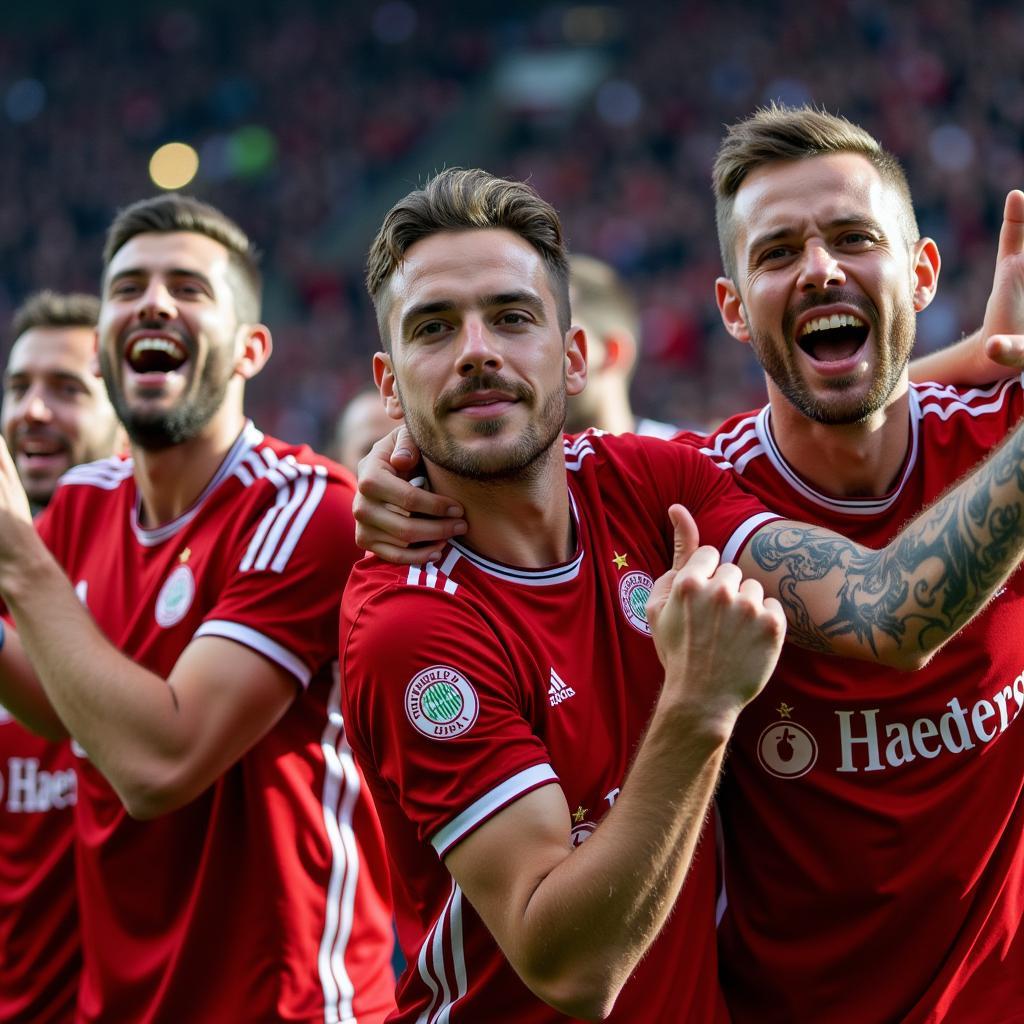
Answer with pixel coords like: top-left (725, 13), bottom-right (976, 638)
top-left (719, 152), bottom-right (938, 425)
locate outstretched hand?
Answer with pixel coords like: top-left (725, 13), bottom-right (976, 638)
top-left (981, 189), bottom-right (1024, 370)
top-left (646, 504), bottom-right (786, 730)
top-left (352, 426), bottom-right (467, 565)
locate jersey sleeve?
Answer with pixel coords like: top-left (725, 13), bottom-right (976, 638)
top-left (194, 471), bottom-right (358, 687)
top-left (640, 436), bottom-right (782, 561)
top-left (342, 582), bottom-right (555, 857)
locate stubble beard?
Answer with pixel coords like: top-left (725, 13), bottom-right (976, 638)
top-left (100, 343), bottom-right (233, 451)
top-left (401, 374), bottom-right (567, 483)
top-left (750, 296), bottom-right (917, 426)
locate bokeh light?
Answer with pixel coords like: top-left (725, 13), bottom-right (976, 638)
top-left (149, 142), bottom-right (200, 190)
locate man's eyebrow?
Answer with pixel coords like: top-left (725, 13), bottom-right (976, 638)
top-left (482, 291), bottom-right (546, 314)
top-left (107, 267), bottom-right (214, 289)
top-left (748, 217), bottom-right (883, 254)
top-left (400, 300), bottom-right (455, 338)
top-left (400, 291), bottom-right (547, 338)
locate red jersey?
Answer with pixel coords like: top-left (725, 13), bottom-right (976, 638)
top-left (37, 424), bottom-right (395, 1024)
top-left (341, 432), bottom-right (780, 1023)
top-left (681, 378), bottom-right (1024, 1023)
top-left (0, 713), bottom-right (79, 1023)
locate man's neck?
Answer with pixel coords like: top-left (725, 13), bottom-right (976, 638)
top-left (132, 410), bottom-right (247, 527)
top-left (766, 378), bottom-right (912, 499)
top-left (426, 446), bottom-right (573, 568)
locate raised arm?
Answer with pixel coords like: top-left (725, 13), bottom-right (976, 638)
top-left (739, 414), bottom-right (1024, 668)
top-left (445, 506), bottom-right (785, 1018)
top-left (0, 439), bottom-right (328, 819)
top-left (910, 189), bottom-right (1024, 386)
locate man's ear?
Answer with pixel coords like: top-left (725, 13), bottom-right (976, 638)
top-left (912, 237), bottom-right (941, 312)
top-left (373, 351), bottom-right (405, 419)
top-left (234, 324), bottom-right (273, 380)
top-left (565, 325), bottom-right (587, 397)
top-left (602, 330), bottom-right (637, 376)
top-left (716, 277), bottom-right (751, 343)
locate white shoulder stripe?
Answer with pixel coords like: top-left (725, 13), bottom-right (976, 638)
top-left (239, 465), bottom-right (327, 574)
top-left (59, 457), bottom-right (134, 490)
top-left (318, 664), bottom-right (360, 1023)
top-left (194, 620), bottom-right (311, 686)
top-left (405, 551), bottom-right (460, 594)
top-left (430, 763), bottom-right (558, 856)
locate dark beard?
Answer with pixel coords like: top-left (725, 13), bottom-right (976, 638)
top-left (401, 373), bottom-right (567, 483)
top-left (100, 345), bottom-right (232, 451)
top-left (752, 291), bottom-right (915, 426)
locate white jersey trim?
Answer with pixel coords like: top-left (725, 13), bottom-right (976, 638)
top-left (721, 511), bottom-right (784, 565)
top-left (705, 376), bottom-right (1023, 517)
top-left (58, 455), bottom-right (135, 490)
top-left (318, 663), bottom-right (360, 1024)
top-left (446, 492), bottom-right (585, 587)
top-left (194, 619), bottom-right (311, 687)
top-left (430, 763), bottom-right (558, 857)
top-left (132, 422), bottom-right (265, 547)
top-left (415, 881), bottom-right (468, 1024)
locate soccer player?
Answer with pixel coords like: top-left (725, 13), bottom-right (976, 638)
top-left (342, 168), bottom-right (1024, 1021)
top-left (2, 291), bottom-right (120, 514)
top-left (0, 197), bottom-right (395, 1023)
top-left (356, 111), bottom-right (1024, 1021)
top-left (564, 254), bottom-right (677, 437)
top-left (0, 291), bottom-right (119, 1023)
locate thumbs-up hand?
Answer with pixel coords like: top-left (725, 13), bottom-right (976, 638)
top-left (647, 504), bottom-right (787, 733)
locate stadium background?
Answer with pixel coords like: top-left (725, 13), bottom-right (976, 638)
top-left (1, 0), bottom-right (1020, 443)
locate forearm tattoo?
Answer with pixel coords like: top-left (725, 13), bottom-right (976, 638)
top-left (749, 425), bottom-right (1024, 655)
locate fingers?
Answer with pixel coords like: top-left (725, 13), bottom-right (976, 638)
top-left (985, 334), bottom-right (1024, 369)
top-left (999, 189), bottom-right (1024, 262)
top-left (666, 503), bottom-right (699, 571)
top-left (390, 424), bottom-right (422, 472)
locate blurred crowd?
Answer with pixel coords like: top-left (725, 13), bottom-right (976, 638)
top-left (1, 0), bottom-right (1022, 439)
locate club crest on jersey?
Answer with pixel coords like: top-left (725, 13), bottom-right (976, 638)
top-left (154, 564), bottom-right (196, 628)
top-left (618, 570), bottom-right (654, 635)
top-left (405, 665), bottom-right (480, 740)
top-left (757, 704), bottom-right (818, 779)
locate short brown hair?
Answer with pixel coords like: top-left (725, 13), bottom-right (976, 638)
top-left (103, 194), bottom-right (262, 322)
top-left (366, 168), bottom-right (570, 349)
top-left (713, 103), bottom-right (919, 281)
top-left (11, 290), bottom-right (100, 340)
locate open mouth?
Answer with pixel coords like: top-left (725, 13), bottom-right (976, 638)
top-left (797, 313), bottom-right (869, 363)
top-left (14, 432), bottom-right (69, 469)
top-left (125, 336), bottom-right (189, 374)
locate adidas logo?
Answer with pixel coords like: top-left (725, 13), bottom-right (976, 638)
top-left (548, 668), bottom-right (576, 708)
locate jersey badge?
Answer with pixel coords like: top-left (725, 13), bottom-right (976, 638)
top-left (405, 665), bottom-right (480, 740)
top-left (757, 702), bottom-right (818, 779)
top-left (548, 667), bottom-right (576, 707)
top-left (618, 570), bottom-right (655, 635)
top-left (155, 564), bottom-right (196, 628)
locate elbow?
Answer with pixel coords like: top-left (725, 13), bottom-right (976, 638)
top-left (522, 969), bottom-right (624, 1021)
top-left (879, 644), bottom-right (937, 673)
top-left (115, 764), bottom-right (198, 821)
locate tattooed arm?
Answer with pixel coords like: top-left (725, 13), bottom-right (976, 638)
top-left (738, 423), bottom-right (1024, 669)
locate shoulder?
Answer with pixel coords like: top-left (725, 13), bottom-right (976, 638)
top-left (226, 432), bottom-right (358, 572)
top-left (912, 376), bottom-right (1024, 424)
top-left (55, 455), bottom-right (134, 494)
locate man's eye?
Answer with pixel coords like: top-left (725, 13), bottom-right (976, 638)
top-left (498, 312), bottom-right (529, 326)
top-left (111, 283), bottom-right (140, 297)
top-left (414, 320), bottom-right (448, 339)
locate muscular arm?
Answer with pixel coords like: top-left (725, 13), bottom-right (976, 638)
top-left (446, 508), bottom-right (785, 1018)
top-left (740, 418), bottom-right (1024, 667)
top-left (0, 529), bottom-right (295, 818)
